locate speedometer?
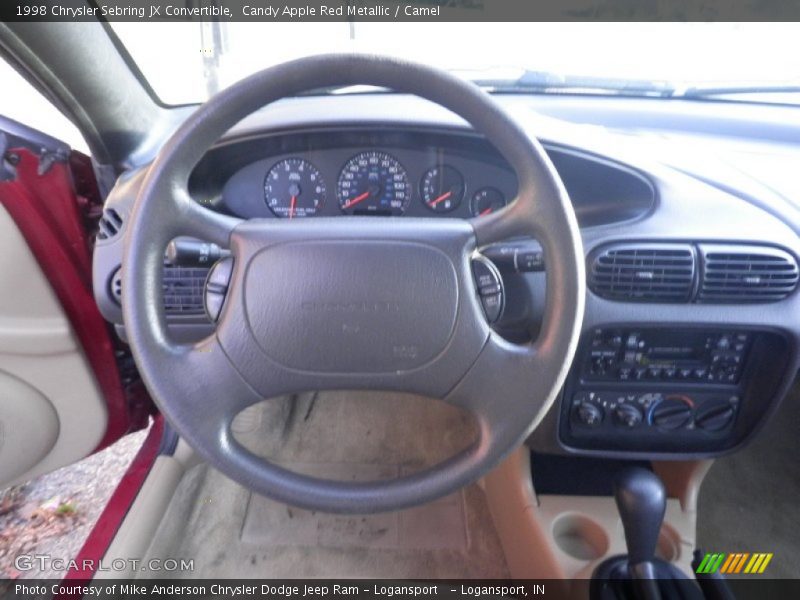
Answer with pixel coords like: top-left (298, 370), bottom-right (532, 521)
top-left (337, 151), bottom-right (411, 215)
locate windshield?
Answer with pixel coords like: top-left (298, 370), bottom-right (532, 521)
top-left (111, 22), bottom-right (800, 106)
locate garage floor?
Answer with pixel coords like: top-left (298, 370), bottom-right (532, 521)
top-left (696, 380), bottom-right (800, 578)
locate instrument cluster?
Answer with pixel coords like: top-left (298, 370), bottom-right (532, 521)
top-left (221, 143), bottom-right (517, 220)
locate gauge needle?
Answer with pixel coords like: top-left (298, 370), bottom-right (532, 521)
top-left (479, 207), bottom-right (493, 216)
top-left (289, 195), bottom-right (297, 219)
top-left (343, 190), bottom-right (371, 210)
top-left (428, 190), bottom-right (452, 207)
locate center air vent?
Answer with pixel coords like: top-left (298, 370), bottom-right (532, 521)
top-left (588, 243), bottom-right (695, 302)
top-left (698, 244), bottom-right (799, 303)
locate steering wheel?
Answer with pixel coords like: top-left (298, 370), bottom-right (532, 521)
top-left (122, 55), bottom-right (584, 514)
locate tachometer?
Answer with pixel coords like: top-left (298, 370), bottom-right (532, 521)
top-left (420, 165), bottom-right (464, 213)
top-left (337, 151), bottom-right (410, 215)
top-left (264, 158), bottom-right (326, 218)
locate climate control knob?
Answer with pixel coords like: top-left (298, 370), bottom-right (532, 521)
top-left (614, 404), bottom-right (643, 428)
top-left (651, 395), bottom-right (693, 430)
top-left (695, 399), bottom-right (736, 432)
top-left (577, 402), bottom-right (604, 427)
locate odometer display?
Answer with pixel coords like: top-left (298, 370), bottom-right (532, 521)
top-left (264, 158), bottom-right (326, 218)
top-left (337, 151), bottom-right (410, 215)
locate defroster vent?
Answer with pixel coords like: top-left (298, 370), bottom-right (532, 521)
top-left (698, 244), bottom-right (799, 303)
top-left (589, 243), bottom-right (695, 302)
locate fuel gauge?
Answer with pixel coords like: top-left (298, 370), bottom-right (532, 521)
top-left (470, 187), bottom-right (506, 216)
top-left (420, 165), bottom-right (464, 213)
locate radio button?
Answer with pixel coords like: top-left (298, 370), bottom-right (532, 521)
top-left (647, 367), bottom-right (662, 379)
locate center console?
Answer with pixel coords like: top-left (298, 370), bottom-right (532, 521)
top-left (559, 326), bottom-right (791, 456)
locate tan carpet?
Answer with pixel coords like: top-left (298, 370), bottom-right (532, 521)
top-left (140, 391), bottom-right (509, 579)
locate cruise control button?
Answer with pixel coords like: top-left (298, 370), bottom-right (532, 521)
top-left (472, 256), bottom-right (504, 323)
top-left (480, 293), bottom-right (503, 323)
top-left (471, 259), bottom-right (496, 289)
top-left (204, 256), bottom-right (234, 322)
top-left (479, 282), bottom-right (502, 296)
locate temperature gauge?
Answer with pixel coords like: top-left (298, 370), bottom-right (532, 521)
top-left (470, 187), bottom-right (506, 216)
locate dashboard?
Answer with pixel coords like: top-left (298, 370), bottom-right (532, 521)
top-left (92, 93), bottom-right (800, 462)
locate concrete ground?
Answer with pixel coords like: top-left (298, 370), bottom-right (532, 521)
top-left (0, 427), bottom-right (148, 579)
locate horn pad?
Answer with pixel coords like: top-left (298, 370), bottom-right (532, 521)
top-left (243, 240), bottom-right (459, 374)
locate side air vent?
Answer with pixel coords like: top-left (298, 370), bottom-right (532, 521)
top-left (589, 243), bottom-right (695, 302)
top-left (698, 244), bottom-right (799, 303)
top-left (97, 208), bottom-right (124, 241)
top-left (110, 264), bottom-right (210, 315)
top-left (163, 265), bottom-right (210, 314)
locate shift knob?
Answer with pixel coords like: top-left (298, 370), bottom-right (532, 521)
top-left (613, 467), bottom-right (666, 566)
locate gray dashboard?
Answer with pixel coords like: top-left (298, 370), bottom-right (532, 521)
top-left (92, 93), bottom-right (800, 461)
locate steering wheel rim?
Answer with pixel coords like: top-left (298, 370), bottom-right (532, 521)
top-left (122, 54), bottom-right (585, 514)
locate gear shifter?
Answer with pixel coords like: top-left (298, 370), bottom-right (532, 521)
top-left (592, 468), bottom-right (707, 600)
top-left (614, 467), bottom-right (666, 599)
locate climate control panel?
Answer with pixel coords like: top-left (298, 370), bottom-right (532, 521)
top-left (565, 390), bottom-right (741, 452)
top-left (558, 326), bottom-right (790, 456)
top-left (571, 390), bottom-right (739, 431)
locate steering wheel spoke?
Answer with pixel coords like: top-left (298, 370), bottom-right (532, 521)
top-left (443, 334), bottom-right (564, 462)
top-left (145, 336), bottom-right (264, 455)
top-left (172, 186), bottom-right (242, 247)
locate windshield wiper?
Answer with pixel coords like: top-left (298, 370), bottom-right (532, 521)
top-left (682, 85), bottom-right (800, 99)
top-left (468, 69), bottom-right (677, 97)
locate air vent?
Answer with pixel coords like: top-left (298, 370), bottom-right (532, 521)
top-left (110, 264), bottom-right (210, 315)
top-left (97, 208), bottom-right (123, 241)
top-left (589, 243), bottom-right (695, 302)
top-left (699, 244), bottom-right (799, 303)
top-left (163, 265), bottom-right (209, 314)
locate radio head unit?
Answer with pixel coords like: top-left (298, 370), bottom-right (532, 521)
top-left (584, 328), bottom-right (750, 384)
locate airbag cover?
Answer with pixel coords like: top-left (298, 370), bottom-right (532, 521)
top-left (243, 240), bottom-right (459, 373)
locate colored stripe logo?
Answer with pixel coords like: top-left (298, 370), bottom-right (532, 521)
top-left (696, 552), bottom-right (773, 574)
